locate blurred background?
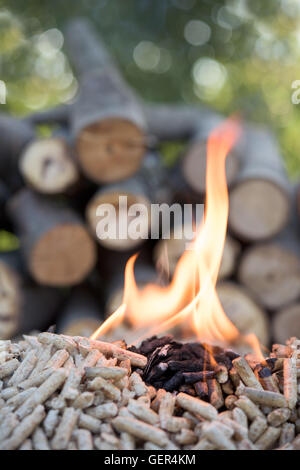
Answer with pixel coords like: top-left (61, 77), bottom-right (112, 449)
top-left (1, 0), bottom-right (300, 174)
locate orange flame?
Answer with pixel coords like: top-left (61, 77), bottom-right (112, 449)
top-left (91, 118), bottom-right (244, 347)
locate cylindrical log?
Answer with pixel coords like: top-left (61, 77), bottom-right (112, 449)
top-left (105, 265), bottom-right (161, 317)
top-left (86, 176), bottom-right (151, 251)
top-left (238, 242), bottom-right (300, 311)
top-left (56, 288), bottom-right (103, 338)
top-left (273, 304), bottom-right (300, 344)
top-left (64, 19), bottom-right (146, 184)
top-left (153, 222), bottom-right (240, 281)
top-left (228, 124), bottom-right (290, 241)
top-left (0, 114), bottom-right (35, 191)
top-left (16, 285), bottom-right (63, 336)
top-left (182, 128), bottom-right (240, 195)
top-left (0, 252), bottom-right (20, 339)
top-left (216, 282), bottom-right (269, 346)
top-left (19, 138), bottom-right (79, 195)
top-left (8, 189), bottom-right (96, 286)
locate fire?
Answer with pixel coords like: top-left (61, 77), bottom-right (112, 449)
top-left (91, 118), bottom-right (251, 349)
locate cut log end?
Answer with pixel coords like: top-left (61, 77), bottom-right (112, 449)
top-left (77, 118), bottom-right (146, 183)
top-left (86, 190), bottom-right (151, 251)
top-left (229, 180), bottom-right (289, 241)
top-left (216, 282), bottom-right (269, 347)
top-left (30, 224), bottom-right (96, 286)
top-left (182, 140), bottom-right (239, 194)
top-left (238, 243), bottom-right (300, 310)
top-left (0, 260), bottom-right (20, 339)
top-left (273, 304), bottom-right (300, 344)
top-left (20, 138), bottom-right (79, 194)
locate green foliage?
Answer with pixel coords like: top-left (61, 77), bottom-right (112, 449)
top-left (1, 0), bottom-right (300, 176)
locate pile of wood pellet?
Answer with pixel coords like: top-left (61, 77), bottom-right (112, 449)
top-left (1, 332), bottom-right (300, 450)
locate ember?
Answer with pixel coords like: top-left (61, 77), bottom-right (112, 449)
top-left (130, 335), bottom-right (239, 403)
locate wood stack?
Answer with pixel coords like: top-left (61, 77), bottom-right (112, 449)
top-left (0, 17), bottom-right (299, 346)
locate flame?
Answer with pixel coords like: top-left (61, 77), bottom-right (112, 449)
top-left (92, 118), bottom-right (252, 349)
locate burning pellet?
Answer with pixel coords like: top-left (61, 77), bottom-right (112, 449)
top-left (182, 370), bottom-right (215, 384)
top-left (233, 357), bottom-right (263, 390)
top-left (78, 413), bottom-right (101, 433)
top-left (248, 416), bottom-right (268, 442)
top-left (232, 407), bottom-right (248, 428)
top-left (279, 423), bottom-right (295, 446)
top-left (225, 395), bottom-right (238, 410)
top-left (73, 429), bottom-right (93, 450)
top-left (128, 399), bottom-right (159, 425)
top-left (7, 350), bottom-right (37, 387)
top-left (51, 407), bottom-right (80, 450)
top-left (129, 372), bottom-right (148, 397)
top-left (215, 364), bottom-right (229, 384)
top-left (120, 432), bottom-right (135, 450)
top-left (86, 402), bottom-right (118, 420)
top-left (202, 422), bottom-right (236, 450)
top-left (283, 357), bottom-right (297, 410)
top-left (119, 359), bottom-right (131, 374)
top-left (208, 379), bottom-right (224, 410)
top-left (267, 408), bottom-right (290, 427)
top-left (32, 427), bottom-right (50, 450)
top-left (255, 426), bottom-right (281, 450)
top-left (43, 409), bottom-right (59, 438)
top-left (238, 385), bottom-right (287, 408)
top-left (72, 391), bottom-right (94, 409)
top-left (0, 404), bottom-right (45, 450)
top-left (265, 357), bottom-right (284, 372)
top-left (38, 332), bottom-right (77, 353)
top-left (16, 368), bottom-right (67, 419)
top-left (229, 367), bottom-right (241, 388)
top-left (175, 428), bottom-right (197, 445)
top-left (112, 416), bottom-right (169, 447)
top-left (257, 367), bottom-right (280, 393)
top-left (87, 376), bottom-right (121, 401)
top-left (222, 381), bottom-right (234, 395)
top-left (85, 366), bottom-right (127, 381)
top-left (235, 396), bottom-right (264, 421)
top-left (176, 392), bottom-right (218, 421)
top-left (0, 359), bottom-right (19, 379)
top-left (194, 380), bottom-right (208, 399)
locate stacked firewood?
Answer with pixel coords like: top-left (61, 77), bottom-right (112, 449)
top-left (0, 17), bottom-right (300, 345)
top-left (1, 332), bottom-right (300, 450)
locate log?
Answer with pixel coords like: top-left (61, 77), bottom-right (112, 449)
top-left (7, 189), bottom-right (96, 286)
top-left (64, 19), bottom-right (146, 183)
top-left (216, 282), bottom-right (269, 346)
top-left (0, 252), bottom-right (20, 339)
top-left (238, 192), bottom-right (300, 311)
top-left (273, 304), bottom-right (300, 344)
top-left (86, 176), bottom-right (151, 251)
top-left (56, 288), bottom-right (103, 338)
top-left (19, 137), bottom-right (79, 195)
top-left (105, 265), bottom-right (160, 317)
top-left (0, 114), bottom-right (35, 191)
top-left (182, 127), bottom-right (240, 195)
top-left (228, 124), bottom-right (290, 241)
top-left (16, 285), bottom-right (63, 336)
top-left (153, 223), bottom-right (241, 281)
